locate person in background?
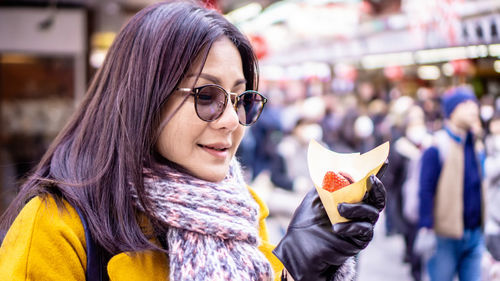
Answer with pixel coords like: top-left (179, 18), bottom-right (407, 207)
top-left (390, 105), bottom-right (431, 281)
top-left (418, 86), bottom-right (486, 281)
top-left (247, 89), bottom-right (285, 180)
top-left (382, 96), bottom-right (414, 237)
top-left (263, 117), bottom-right (324, 242)
top-left (0, 1), bottom-right (387, 280)
top-left (272, 118), bottom-right (322, 192)
top-left (483, 111), bottom-right (500, 280)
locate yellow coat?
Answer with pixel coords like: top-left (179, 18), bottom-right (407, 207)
top-left (0, 188), bottom-right (284, 280)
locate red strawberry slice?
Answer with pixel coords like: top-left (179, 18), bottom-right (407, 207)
top-left (322, 171), bottom-right (352, 192)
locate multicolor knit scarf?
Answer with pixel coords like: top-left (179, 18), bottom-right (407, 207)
top-left (134, 159), bottom-right (273, 281)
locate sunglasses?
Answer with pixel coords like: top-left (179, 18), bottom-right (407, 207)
top-left (177, 84), bottom-right (267, 126)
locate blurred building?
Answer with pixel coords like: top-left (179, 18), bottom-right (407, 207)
top-left (238, 0), bottom-right (500, 101)
top-left (0, 0), bottom-right (161, 212)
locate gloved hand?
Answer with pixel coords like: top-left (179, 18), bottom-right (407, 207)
top-left (273, 163), bottom-right (387, 281)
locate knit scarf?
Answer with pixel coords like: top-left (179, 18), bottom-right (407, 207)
top-left (134, 159), bottom-right (273, 281)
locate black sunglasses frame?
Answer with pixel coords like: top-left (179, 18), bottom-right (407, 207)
top-left (177, 84), bottom-right (267, 126)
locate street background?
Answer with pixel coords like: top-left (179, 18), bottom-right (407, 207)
top-left (2, 0), bottom-right (500, 280)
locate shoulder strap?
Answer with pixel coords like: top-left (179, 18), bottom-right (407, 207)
top-left (74, 206), bottom-right (111, 281)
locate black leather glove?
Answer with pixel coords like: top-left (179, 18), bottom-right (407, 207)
top-left (273, 163), bottom-right (387, 281)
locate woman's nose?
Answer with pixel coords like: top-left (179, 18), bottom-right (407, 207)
top-left (212, 98), bottom-right (240, 130)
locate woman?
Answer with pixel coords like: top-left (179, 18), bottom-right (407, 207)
top-left (0, 1), bottom-right (386, 280)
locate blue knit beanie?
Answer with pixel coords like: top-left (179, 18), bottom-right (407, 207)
top-left (441, 87), bottom-right (478, 118)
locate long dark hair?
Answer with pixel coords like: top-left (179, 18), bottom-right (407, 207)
top-left (0, 0), bottom-right (258, 254)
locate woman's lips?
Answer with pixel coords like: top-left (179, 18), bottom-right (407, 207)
top-left (198, 144), bottom-right (230, 159)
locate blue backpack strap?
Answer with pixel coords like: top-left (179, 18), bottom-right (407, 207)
top-left (74, 206), bottom-right (110, 281)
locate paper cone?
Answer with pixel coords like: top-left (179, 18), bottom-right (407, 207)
top-left (307, 140), bottom-right (390, 224)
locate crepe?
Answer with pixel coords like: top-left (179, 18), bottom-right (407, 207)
top-left (307, 140), bottom-right (390, 224)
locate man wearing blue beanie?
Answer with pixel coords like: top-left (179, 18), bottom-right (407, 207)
top-left (418, 86), bottom-right (485, 281)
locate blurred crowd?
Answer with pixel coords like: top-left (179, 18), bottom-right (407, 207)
top-left (236, 79), bottom-right (500, 281)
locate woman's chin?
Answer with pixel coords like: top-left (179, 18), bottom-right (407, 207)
top-left (192, 167), bottom-right (229, 183)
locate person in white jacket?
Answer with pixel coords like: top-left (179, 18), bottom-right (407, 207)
top-left (484, 112), bottom-right (500, 280)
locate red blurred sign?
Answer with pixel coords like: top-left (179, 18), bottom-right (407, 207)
top-left (248, 34), bottom-right (268, 60)
top-left (384, 65), bottom-right (404, 81)
top-left (451, 59), bottom-right (473, 75)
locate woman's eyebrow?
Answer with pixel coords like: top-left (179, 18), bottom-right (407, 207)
top-left (196, 73), bottom-right (220, 84)
top-left (233, 79), bottom-right (247, 88)
top-left (193, 73), bottom-right (247, 88)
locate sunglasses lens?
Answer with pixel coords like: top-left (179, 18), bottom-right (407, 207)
top-left (237, 91), bottom-right (265, 125)
top-left (195, 86), bottom-right (226, 121)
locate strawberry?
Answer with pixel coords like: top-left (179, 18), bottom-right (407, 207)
top-left (322, 171), bottom-right (352, 192)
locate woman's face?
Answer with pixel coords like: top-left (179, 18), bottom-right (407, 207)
top-left (156, 37), bottom-right (246, 182)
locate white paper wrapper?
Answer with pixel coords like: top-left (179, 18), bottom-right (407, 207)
top-left (307, 140), bottom-right (390, 224)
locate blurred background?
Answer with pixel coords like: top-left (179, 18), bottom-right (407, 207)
top-left (1, 0), bottom-right (500, 280)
